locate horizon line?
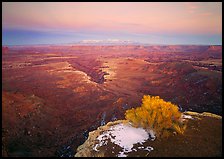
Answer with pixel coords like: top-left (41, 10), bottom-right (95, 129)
top-left (2, 42), bottom-right (222, 47)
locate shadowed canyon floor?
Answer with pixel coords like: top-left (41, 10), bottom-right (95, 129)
top-left (2, 45), bottom-right (222, 157)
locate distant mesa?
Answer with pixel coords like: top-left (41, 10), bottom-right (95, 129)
top-left (2, 46), bottom-right (9, 54)
top-left (77, 39), bottom-right (140, 45)
top-left (206, 45), bottom-right (222, 52)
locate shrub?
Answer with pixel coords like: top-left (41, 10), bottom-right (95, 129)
top-left (125, 95), bottom-right (186, 137)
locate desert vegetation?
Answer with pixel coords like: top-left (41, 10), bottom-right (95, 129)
top-left (125, 95), bottom-right (187, 137)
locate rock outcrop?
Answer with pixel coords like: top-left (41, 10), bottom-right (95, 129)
top-left (75, 112), bottom-right (222, 157)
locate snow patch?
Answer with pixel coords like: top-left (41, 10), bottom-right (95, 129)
top-left (148, 129), bottom-right (156, 141)
top-left (144, 146), bottom-right (154, 152)
top-left (93, 123), bottom-right (154, 156)
top-left (93, 144), bottom-right (99, 152)
top-left (182, 114), bottom-right (194, 119)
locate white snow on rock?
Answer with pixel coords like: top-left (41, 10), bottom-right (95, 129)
top-left (182, 114), bottom-right (194, 119)
top-left (93, 123), bottom-right (154, 157)
top-left (148, 129), bottom-right (156, 141)
top-left (181, 114), bottom-right (194, 122)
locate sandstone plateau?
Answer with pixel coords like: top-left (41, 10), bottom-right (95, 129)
top-left (2, 45), bottom-right (222, 157)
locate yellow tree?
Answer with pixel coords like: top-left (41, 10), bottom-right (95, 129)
top-left (125, 95), bottom-right (187, 137)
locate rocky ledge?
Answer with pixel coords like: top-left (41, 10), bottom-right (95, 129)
top-left (74, 111), bottom-right (222, 157)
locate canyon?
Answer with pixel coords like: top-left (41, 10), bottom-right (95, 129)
top-left (2, 45), bottom-right (222, 157)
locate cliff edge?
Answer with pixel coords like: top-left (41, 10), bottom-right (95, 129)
top-left (75, 111), bottom-right (222, 157)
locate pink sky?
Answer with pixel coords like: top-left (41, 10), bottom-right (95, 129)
top-left (2, 2), bottom-right (222, 34)
top-left (2, 2), bottom-right (222, 45)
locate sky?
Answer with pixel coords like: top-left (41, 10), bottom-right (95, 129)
top-left (2, 2), bottom-right (222, 45)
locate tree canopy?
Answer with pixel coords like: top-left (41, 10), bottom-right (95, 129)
top-left (125, 95), bottom-right (186, 137)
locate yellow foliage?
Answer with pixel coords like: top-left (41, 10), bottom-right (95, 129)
top-left (125, 95), bottom-right (186, 137)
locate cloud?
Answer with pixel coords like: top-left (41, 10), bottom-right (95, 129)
top-left (184, 2), bottom-right (200, 13)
